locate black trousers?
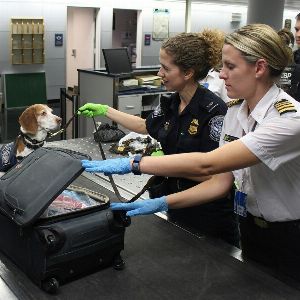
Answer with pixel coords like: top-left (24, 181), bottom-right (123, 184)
top-left (163, 178), bottom-right (240, 247)
top-left (239, 213), bottom-right (300, 282)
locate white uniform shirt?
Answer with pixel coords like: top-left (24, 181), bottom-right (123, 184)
top-left (220, 84), bottom-right (300, 221)
top-left (199, 69), bottom-right (230, 102)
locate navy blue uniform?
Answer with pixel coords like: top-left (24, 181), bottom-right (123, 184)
top-left (294, 49), bottom-right (300, 64)
top-left (146, 86), bottom-right (239, 246)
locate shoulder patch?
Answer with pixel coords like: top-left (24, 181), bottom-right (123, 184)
top-left (274, 99), bottom-right (297, 115)
top-left (227, 99), bottom-right (243, 108)
top-left (208, 115), bottom-right (224, 142)
top-left (152, 103), bottom-right (164, 118)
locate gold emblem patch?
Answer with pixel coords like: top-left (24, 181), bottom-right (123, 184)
top-left (188, 119), bottom-right (199, 135)
top-left (274, 99), bottom-right (297, 115)
top-left (227, 99), bottom-right (243, 108)
top-left (223, 134), bottom-right (239, 142)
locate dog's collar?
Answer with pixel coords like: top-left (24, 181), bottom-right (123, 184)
top-left (19, 131), bottom-right (45, 150)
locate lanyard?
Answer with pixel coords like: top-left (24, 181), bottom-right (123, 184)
top-left (236, 120), bottom-right (258, 192)
top-left (242, 120), bottom-right (258, 137)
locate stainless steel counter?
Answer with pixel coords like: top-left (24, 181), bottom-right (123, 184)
top-left (47, 136), bottom-right (151, 200)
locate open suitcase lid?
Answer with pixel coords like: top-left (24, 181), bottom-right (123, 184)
top-left (0, 147), bottom-right (84, 226)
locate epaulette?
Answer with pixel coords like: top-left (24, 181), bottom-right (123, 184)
top-left (227, 99), bottom-right (243, 108)
top-left (274, 99), bottom-right (297, 115)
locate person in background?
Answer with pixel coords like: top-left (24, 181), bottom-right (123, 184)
top-left (277, 28), bottom-right (294, 58)
top-left (277, 28), bottom-right (299, 99)
top-left (79, 30), bottom-right (239, 247)
top-left (82, 24), bottom-right (300, 282)
top-left (294, 13), bottom-right (300, 64)
top-left (199, 68), bottom-right (230, 102)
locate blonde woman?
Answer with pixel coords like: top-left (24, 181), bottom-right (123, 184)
top-left (82, 24), bottom-right (300, 280)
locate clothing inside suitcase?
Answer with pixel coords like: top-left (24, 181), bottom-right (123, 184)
top-left (0, 148), bottom-right (129, 294)
top-left (40, 173), bottom-right (109, 218)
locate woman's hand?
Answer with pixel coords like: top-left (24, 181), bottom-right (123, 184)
top-left (78, 103), bottom-right (109, 117)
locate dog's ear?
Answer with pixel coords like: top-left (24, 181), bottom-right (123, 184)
top-left (19, 105), bottom-right (38, 134)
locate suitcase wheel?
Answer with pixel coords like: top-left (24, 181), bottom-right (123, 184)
top-left (42, 277), bottom-right (60, 294)
top-left (113, 254), bottom-right (125, 270)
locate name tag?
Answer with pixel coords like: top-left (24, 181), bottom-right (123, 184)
top-left (234, 190), bottom-right (247, 217)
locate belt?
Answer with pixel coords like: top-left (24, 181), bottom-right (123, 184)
top-left (253, 216), bottom-right (269, 229)
top-left (248, 213), bottom-right (300, 229)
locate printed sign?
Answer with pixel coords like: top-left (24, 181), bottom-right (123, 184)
top-left (55, 33), bottom-right (63, 46)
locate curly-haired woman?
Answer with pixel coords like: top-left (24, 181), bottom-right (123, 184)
top-left (79, 30), bottom-right (239, 246)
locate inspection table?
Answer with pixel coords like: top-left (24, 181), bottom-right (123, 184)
top-left (0, 137), bottom-right (299, 299)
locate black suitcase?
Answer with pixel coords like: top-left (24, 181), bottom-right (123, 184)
top-left (0, 147), bottom-right (130, 293)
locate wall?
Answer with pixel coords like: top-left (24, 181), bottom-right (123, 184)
top-left (0, 0), bottom-right (67, 100)
top-left (112, 9), bottom-right (137, 48)
top-left (0, 0), bottom-right (299, 101)
top-left (191, 3), bottom-right (248, 32)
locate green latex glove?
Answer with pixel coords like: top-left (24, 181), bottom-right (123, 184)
top-left (78, 103), bottom-right (109, 117)
top-left (151, 150), bottom-right (164, 156)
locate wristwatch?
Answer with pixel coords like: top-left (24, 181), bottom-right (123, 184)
top-left (132, 154), bottom-right (142, 175)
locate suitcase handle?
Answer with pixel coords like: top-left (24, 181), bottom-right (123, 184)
top-left (37, 227), bottom-right (66, 253)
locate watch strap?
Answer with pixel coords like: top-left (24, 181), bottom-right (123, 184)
top-left (132, 154), bottom-right (142, 175)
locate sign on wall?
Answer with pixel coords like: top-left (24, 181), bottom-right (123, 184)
top-left (152, 8), bottom-right (169, 40)
top-left (55, 33), bottom-right (63, 46)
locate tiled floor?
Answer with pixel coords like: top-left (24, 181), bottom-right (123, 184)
top-left (0, 101), bottom-right (61, 144)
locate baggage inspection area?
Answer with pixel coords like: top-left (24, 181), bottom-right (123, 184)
top-left (0, 137), bottom-right (300, 299)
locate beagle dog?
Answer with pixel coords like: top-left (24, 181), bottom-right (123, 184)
top-left (0, 104), bottom-right (61, 172)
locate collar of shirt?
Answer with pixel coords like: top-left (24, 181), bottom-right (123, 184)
top-left (169, 87), bottom-right (206, 117)
top-left (237, 84), bottom-right (280, 133)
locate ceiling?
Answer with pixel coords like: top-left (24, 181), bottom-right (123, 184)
top-left (160, 0), bottom-right (299, 11)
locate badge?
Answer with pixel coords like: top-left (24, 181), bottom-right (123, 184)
top-left (208, 115), bottom-right (224, 142)
top-left (223, 134), bottom-right (239, 142)
top-left (164, 121), bottom-right (170, 131)
top-left (234, 190), bottom-right (247, 217)
top-left (188, 119), bottom-right (199, 135)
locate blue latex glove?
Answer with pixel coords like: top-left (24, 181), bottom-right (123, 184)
top-left (110, 196), bottom-right (168, 217)
top-left (82, 158), bottom-right (131, 175)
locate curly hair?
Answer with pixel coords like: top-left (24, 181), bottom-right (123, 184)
top-left (225, 24), bottom-right (293, 79)
top-left (161, 29), bottom-right (225, 81)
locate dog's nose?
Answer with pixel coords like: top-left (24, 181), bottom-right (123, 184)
top-left (57, 117), bottom-right (62, 124)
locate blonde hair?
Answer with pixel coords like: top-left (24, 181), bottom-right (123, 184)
top-left (161, 29), bottom-right (225, 81)
top-left (225, 24), bottom-right (293, 78)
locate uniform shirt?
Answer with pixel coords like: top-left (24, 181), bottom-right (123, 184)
top-left (146, 86), bottom-right (227, 156)
top-left (220, 84), bottom-right (300, 222)
top-left (199, 69), bottom-right (230, 103)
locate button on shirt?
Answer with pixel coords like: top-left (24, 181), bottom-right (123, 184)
top-left (220, 84), bottom-right (300, 221)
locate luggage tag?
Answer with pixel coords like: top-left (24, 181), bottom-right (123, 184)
top-left (234, 181), bottom-right (247, 217)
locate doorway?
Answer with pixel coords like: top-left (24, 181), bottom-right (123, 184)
top-left (112, 9), bottom-right (138, 67)
top-left (66, 7), bottom-right (96, 89)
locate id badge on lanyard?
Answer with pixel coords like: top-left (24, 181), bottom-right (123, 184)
top-left (233, 121), bottom-right (257, 217)
top-left (234, 172), bottom-right (247, 217)
top-left (234, 188), bottom-right (247, 217)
